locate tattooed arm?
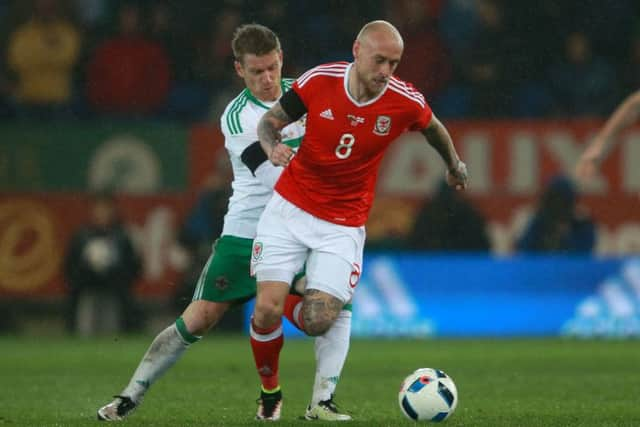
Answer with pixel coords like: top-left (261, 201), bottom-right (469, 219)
top-left (258, 102), bottom-right (295, 166)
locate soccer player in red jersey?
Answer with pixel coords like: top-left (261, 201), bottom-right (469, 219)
top-left (247, 20), bottom-right (468, 419)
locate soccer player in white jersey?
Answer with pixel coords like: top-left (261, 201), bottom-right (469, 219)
top-left (97, 24), bottom-right (352, 422)
top-left (247, 20), bottom-right (468, 420)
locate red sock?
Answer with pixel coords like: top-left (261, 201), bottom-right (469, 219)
top-left (250, 317), bottom-right (284, 391)
top-left (283, 295), bottom-right (305, 331)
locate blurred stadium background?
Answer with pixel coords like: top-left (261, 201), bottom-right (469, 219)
top-left (2, 0), bottom-right (639, 337)
top-left (1, 1), bottom-right (640, 424)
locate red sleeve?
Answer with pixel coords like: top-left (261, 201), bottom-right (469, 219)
top-left (291, 78), bottom-right (311, 109)
top-left (292, 62), bottom-right (348, 110)
top-left (404, 81), bottom-right (432, 131)
top-left (292, 63), bottom-right (330, 108)
top-left (394, 80), bottom-right (433, 131)
top-left (409, 101), bottom-right (433, 131)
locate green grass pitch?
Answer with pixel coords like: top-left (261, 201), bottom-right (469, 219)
top-left (1, 335), bottom-right (639, 426)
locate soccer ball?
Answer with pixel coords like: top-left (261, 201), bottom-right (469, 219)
top-left (398, 368), bottom-right (458, 422)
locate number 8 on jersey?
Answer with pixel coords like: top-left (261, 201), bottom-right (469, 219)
top-left (336, 133), bottom-right (355, 159)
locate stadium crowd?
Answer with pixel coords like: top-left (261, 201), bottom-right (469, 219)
top-left (1, 0), bottom-right (639, 122)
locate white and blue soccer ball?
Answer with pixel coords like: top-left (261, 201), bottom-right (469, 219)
top-left (398, 368), bottom-right (458, 422)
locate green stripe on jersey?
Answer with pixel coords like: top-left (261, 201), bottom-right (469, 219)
top-left (243, 79), bottom-right (295, 111)
top-left (232, 96), bottom-right (249, 134)
top-left (226, 93), bottom-right (249, 135)
top-left (227, 79), bottom-right (295, 134)
top-left (282, 78), bottom-right (294, 91)
top-left (225, 93), bottom-right (242, 133)
top-left (244, 88), bottom-right (270, 110)
top-left (283, 136), bottom-right (302, 149)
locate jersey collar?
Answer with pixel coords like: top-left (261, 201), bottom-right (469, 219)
top-left (343, 62), bottom-right (389, 107)
top-left (244, 80), bottom-right (290, 110)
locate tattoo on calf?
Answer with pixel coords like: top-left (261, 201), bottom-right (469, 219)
top-left (302, 289), bottom-right (343, 336)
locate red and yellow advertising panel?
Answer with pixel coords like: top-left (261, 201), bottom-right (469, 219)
top-left (2, 120), bottom-right (638, 298)
top-left (0, 194), bottom-right (194, 297)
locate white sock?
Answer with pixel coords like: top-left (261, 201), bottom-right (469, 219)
top-left (121, 320), bottom-right (200, 402)
top-left (311, 309), bottom-right (351, 407)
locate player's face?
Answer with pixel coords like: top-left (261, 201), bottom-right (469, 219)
top-left (353, 33), bottom-right (402, 95)
top-left (235, 50), bottom-right (283, 102)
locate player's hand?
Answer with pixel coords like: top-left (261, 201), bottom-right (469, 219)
top-left (446, 160), bottom-right (468, 191)
top-left (270, 143), bottom-right (293, 167)
top-left (575, 145), bottom-right (602, 182)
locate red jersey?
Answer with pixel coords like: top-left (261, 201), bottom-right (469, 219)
top-left (275, 62), bottom-right (433, 226)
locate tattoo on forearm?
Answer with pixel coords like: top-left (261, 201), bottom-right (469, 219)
top-left (271, 103), bottom-right (291, 122)
top-left (258, 104), bottom-right (292, 148)
top-left (258, 113), bottom-right (282, 148)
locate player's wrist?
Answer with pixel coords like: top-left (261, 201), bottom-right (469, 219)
top-left (447, 159), bottom-right (462, 173)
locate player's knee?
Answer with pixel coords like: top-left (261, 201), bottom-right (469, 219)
top-left (183, 300), bottom-right (229, 336)
top-left (254, 298), bottom-right (284, 327)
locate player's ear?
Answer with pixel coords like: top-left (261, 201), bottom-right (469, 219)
top-left (352, 39), bottom-right (360, 60)
top-left (234, 59), bottom-right (245, 78)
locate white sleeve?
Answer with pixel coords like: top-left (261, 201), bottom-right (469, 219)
top-left (225, 132), bottom-right (257, 159)
top-left (220, 104), bottom-right (257, 158)
top-left (253, 161), bottom-right (284, 189)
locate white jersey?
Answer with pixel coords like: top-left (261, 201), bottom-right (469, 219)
top-left (219, 78), bottom-right (305, 239)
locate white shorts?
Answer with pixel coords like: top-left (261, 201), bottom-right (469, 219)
top-left (251, 193), bottom-right (365, 303)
